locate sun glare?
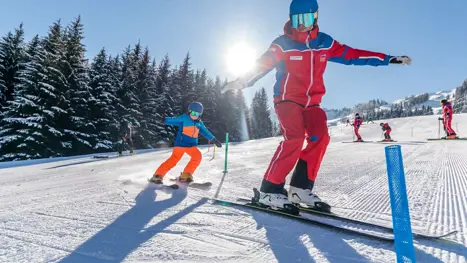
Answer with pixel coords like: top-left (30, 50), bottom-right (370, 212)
top-left (226, 42), bottom-right (257, 76)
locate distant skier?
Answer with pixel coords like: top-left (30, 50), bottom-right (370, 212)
top-left (149, 102), bottom-right (222, 184)
top-left (221, 0), bottom-right (411, 211)
top-left (439, 99), bottom-right (457, 139)
top-left (346, 119), bottom-right (350, 126)
top-left (380, 122), bottom-right (393, 141)
top-left (118, 121), bottom-right (134, 156)
top-left (352, 113), bottom-right (363, 142)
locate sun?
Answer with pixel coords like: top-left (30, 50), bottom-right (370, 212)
top-left (225, 42), bottom-right (257, 76)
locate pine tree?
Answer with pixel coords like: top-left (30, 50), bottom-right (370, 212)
top-left (89, 48), bottom-right (119, 151)
top-left (118, 44), bottom-right (143, 145)
top-left (137, 48), bottom-right (159, 148)
top-left (0, 24), bottom-right (26, 116)
top-left (0, 34), bottom-right (65, 161)
top-left (154, 55), bottom-right (175, 145)
top-left (250, 87), bottom-right (273, 139)
top-left (62, 17), bottom-right (95, 154)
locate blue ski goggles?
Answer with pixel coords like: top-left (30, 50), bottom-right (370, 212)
top-left (290, 12), bottom-right (318, 29)
top-left (190, 110), bottom-right (201, 117)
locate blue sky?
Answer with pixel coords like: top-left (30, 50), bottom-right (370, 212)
top-left (1, 0), bottom-right (467, 110)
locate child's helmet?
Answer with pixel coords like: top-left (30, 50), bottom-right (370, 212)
top-left (380, 123), bottom-right (384, 126)
top-left (188, 101), bottom-right (204, 115)
top-left (440, 99), bottom-right (447, 104)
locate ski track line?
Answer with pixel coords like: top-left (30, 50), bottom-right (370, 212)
top-left (32, 212), bottom-right (186, 236)
top-left (1, 232), bottom-right (118, 262)
top-left (342, 144), bottom-right (425, 223)
top-left (448, 153), bottom-right (467, 241)
top-left (0, 187), bottom-right (113, 216)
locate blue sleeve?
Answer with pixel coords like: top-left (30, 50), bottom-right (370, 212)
top-left (165, 115), bottom-right (184, 126)
top-left (198, 122), bottom-right (215, 141)
top-left (323, 33), bottom-right (391, 66)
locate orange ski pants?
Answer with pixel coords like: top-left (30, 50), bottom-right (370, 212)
top-left (155, 146), bottom-right (202, 176)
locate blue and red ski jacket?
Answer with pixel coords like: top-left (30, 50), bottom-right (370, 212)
top-left (245, 21), bottom-right (391, 107)
top-left (165, 114), bottom-right (215, 147)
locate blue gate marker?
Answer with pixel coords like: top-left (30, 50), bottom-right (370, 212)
top-left (384, 145), bottom-right (416, 263)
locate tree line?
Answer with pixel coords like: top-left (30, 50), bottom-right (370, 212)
top-left (0, 17), bottom-right (275, 162)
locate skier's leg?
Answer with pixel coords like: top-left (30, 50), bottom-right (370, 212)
top-left (181, 146), bottom-right (202, 180)
top-left (289, 107), bottom-right (330, 207)
top-left (118, 140), bottom-right (123, 155)
top-left (445, 117), bottom-right (456, 136)
top-left (259, 102), bottom-right (305, 208)
top-left (354, 126), bottom-right (361, 140)
top-left (386, 129), bottom-right (392, 140)
top-left (129, 138), bottom-right (134, 154)
top-left (154, 147), bottom-right (185, 177)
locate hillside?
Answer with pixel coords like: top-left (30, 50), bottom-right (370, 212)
top-left (326, 86), bottom-right (464, 126)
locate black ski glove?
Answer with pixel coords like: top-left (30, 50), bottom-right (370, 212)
top-left (389, 56), bottom-right (411, 65)
top-left (213, 139), bottom-right (222, 148)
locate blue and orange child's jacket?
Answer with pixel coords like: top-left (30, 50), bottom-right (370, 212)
top-left (165, 114), bottom-right (215, 147)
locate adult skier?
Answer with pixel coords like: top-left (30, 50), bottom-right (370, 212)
top-left (352, 113), bottom-right (363, 142)
top-left (380, 122), bottom-right (392, 141)
top-left (149, 102), bottom-right (222, 184)
top-left (222, 0), bottom-right (411, 211)
top-left (439, 99), bottom-right (457, 139)
top-left (118, 121), bottom-right (134, 156)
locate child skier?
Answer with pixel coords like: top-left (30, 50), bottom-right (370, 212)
top-left (439, 99), bottom-right (457, 139)
top-left (352, 113), bottom-right (363, 142)
top-left (380, 122), bottom-right (392, 141)
top-left (149, 102), bottom-right (222, 184)
top-left (221, 0), bottom-right (411, 211)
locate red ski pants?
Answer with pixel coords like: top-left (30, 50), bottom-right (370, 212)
top-left (444, 116), bottom-right (456, 135)
top-left (264, 102), bottom-right (330, 184)
top-left (354, 126), bottom-right (361, 139)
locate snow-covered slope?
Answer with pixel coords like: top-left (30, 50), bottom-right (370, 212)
top-left (1, 114), bottom-right (467, 262)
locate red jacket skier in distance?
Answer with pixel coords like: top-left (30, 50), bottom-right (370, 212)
top-left (245, 21), bottom-right (391, 107)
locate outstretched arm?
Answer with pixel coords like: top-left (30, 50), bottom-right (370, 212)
top-left (222, 41), bottom-right (283, 93)
top-left (198, 122), bottom-right (215, 141)
top-left (164, 115), bottom-right (184, 126)
top-left (327, 36), bottom-right (411, 66)
top-left (328, 39), bottom-right (391, 66)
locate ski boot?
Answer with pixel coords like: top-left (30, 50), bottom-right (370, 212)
top-left (178, 172), bottom-right (193, 183)
top-left (288, 186), bottom-right (331, 213)
top-left (149, 174), bottom-right (164, 184)
top-left (252, 188), bottom-right (298, 214)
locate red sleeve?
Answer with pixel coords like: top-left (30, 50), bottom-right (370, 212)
top-left (244, 43), bottom-right (283, 86)
top-left (328, 39), bottom-right (391, 66)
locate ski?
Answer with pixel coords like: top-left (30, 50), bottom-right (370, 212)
top-left (169, 177), bottom-right (212, 187)
top-left (341, 141), bottom-right (373, 143)
top-left (293, 203), bottom-right (457, 239)
top-left (213, 197), bottom-right (395, 242)
top-left (147, 179), bottom-right (179, 189)
top-left (427, 137), bottom-right (467, 141)
top-left (235, 197), bottom-right (457, 240)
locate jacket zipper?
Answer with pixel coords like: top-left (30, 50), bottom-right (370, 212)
top-left (305, 33), bottom-right (314, 108)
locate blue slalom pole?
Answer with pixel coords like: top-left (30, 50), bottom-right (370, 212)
top-left (384, 145), bottom-right (416, 262)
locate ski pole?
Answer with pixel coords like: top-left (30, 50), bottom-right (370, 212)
top-left (210, 145), bottom-right (216, 161)
top-left (214, 133), bottom-right (229, 199)
top-left (438, 119), bottom-right (440, 139)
